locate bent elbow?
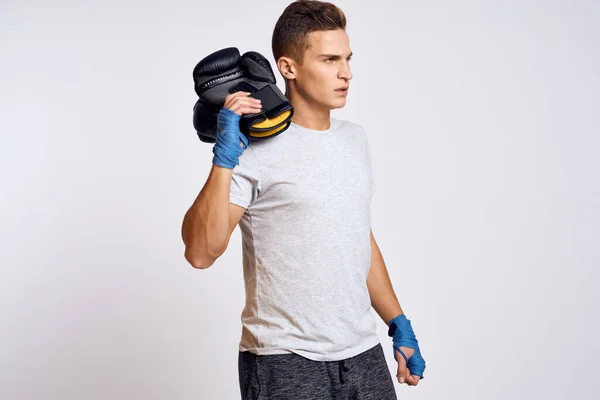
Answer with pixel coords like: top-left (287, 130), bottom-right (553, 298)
top-left (185, 247), bottom-right (216, 270)
top-left (190, 259), bottom-right (213, 270)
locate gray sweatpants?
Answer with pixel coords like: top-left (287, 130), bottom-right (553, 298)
top-left (238, 343), bottom-right (397, 400)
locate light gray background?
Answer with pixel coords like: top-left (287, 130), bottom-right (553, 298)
top-left (1, 0), bottom-right (598, 399)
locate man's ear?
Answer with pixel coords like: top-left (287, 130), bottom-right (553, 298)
top-left (276, 56), bottom-right (296, 81)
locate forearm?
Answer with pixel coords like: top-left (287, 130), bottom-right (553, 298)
top-left (182, 164), bottom-right (233, 265)
top-left (366, 231), bottom-right (404, 325)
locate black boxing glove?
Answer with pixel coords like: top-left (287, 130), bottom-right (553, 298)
top-left (192, 47), bottom-right (293, 143)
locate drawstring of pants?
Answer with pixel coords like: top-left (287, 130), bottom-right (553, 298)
top-left (338, 360), bottom-right (350, 384)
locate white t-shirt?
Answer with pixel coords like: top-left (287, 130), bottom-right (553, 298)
top-left (230, 118), bottom-right (378, 362)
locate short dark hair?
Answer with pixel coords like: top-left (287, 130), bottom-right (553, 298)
top-left (272, 0), bottom-right (347, 66)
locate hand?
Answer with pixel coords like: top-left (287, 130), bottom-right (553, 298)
top-left (387, 313), bottom-right (426, 384)
top-left (395, 346), bottom-right (420, 386)
top-left (224, 91), bottom-right (262, 116)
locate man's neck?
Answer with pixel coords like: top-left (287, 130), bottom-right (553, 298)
top-left (286, 90), bottom-right (331, 131)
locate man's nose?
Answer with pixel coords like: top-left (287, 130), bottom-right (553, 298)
top-left (338, 62), bottom-right (352, 81)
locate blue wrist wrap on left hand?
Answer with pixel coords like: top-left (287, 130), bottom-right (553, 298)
top-left (388, 313), bottom-right (426, 379)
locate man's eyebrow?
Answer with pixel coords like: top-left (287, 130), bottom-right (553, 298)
top-left (319, 52), bottom-right (353, 58)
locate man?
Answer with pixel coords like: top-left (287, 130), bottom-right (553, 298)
top-left (181, 1), bottom-right (426, 398)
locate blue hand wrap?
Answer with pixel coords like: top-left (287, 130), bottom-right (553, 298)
top-left (387, 313), bottom-right (426, 379)
top-left (212, 108), bottom-right (249, 169)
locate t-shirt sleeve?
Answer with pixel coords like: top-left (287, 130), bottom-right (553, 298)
top-left (230, 145), bottom-right (262, 209)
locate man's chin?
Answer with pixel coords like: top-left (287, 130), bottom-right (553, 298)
top-left (330, 99), bottom-right (347, 110)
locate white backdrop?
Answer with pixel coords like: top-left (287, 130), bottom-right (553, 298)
top-left (1, 0), bottom-right (598, 399)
